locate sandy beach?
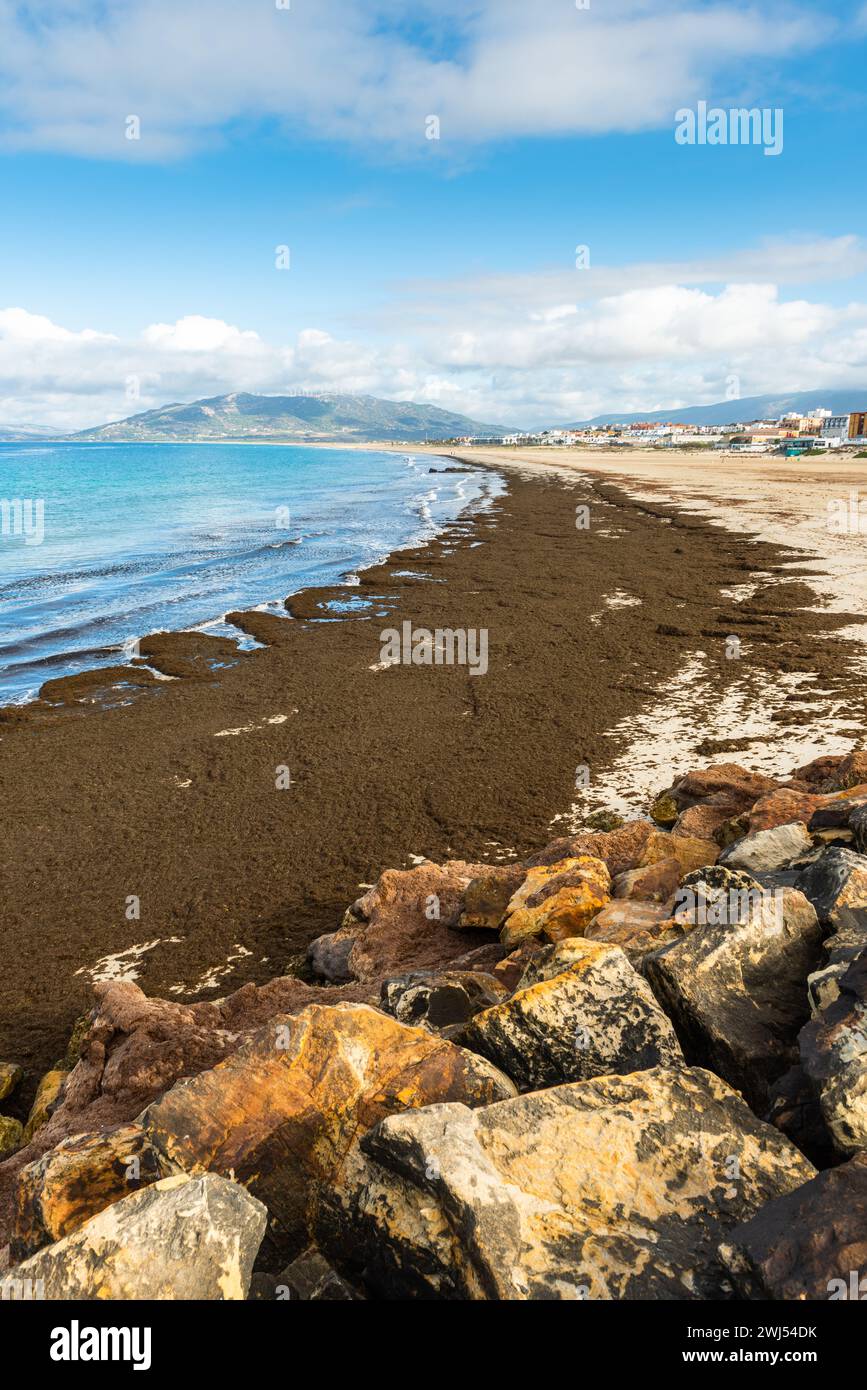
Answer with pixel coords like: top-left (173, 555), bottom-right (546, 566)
top-left (1, 455), bottom-right (864, 1096)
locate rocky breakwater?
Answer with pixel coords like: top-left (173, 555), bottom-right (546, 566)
top-left (2, 749), bottom-right (867, 1300)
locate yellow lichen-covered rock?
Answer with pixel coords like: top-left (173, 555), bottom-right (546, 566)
top-left (639, 829), bottom-right (718, 876)
top-left (0, 1061), bottom-right (23, 1103)
top-left (500, 856), bottom-right (610, 947)
top-left (4, 1174), bottom-right (266, 1301)
top-left (12, 1124), bottom-right (172, 1262)
top-left (316, 1067), bottom-right (816, 1300)
top-left (23, 1070), bottom-right (67, 1143)
top-left (138, 1002), bottom-right (515, 1260)
top-left (0, 1115), bottom-right (24, 1160)
top-left (462, 939), bottom-right (682, 1088)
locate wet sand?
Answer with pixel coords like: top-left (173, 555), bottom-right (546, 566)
top-left (1, 462), bottom-right (865, 1091)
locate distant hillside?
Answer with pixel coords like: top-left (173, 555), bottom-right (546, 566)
top-left (562, 388), bottom-right (867, 429)
top-left (70, 392), bottom-right (510, 443)
top-left (0, 424), bottom-right (59, 442)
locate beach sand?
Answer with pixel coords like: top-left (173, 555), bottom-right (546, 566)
top-left (1, 458), bottom-right (865, 1091)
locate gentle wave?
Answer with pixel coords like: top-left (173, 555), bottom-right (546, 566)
top-left (0, 442), bottom-right (504, 701)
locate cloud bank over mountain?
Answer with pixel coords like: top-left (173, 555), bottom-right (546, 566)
top-left (4, 236), bottom-right (867, 429)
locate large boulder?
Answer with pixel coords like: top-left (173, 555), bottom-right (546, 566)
top-left (611, 858), bottom-right (680, 902)
top-left (645, 887), bottom-right (822, 1111)
top-left (720, 1153), bottom-right (867, 1300)
top-left (337, 860), bottom-right (499, 981)
top-left (461, 940), bottom-right (682, 1089)
top-left (799, 952), bottom-right (867, 1156)
top-left (316, 1067), bottom-right (814, 1300)
top-left (806, 904), bottom-right (867, 1013)
top-left (672, 803), bottom-right (738, 843)
top-left (3, 1174), bottom-right (266, 1300)
top-left (11, 1124), bottom-right (171, 1261)
top-left (526, 820), bottom-right (653, 875)
top-left (668, 764), bottom-right (778, 813)
top-left (499, 857), bottom-right (610, 947)
top-left (823, 750), bottom-right (867, 792)
top-left (797, 847), bottom-right (867, 925)
top-left (137, 1002), bottom-right (515, 1262)
top-left (673, 864), bottom-right (766, 924)
top-left (719, 822), bottom-right (813, 875)
top-left (637, 830), bottom-right (718, 876)
top-left (0, 972), bottom-right (375, 1250)
top-left (748, 789), bottom-right (826, 833)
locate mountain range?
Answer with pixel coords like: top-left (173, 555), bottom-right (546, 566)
top-left (4, 387), bottom-right (867, 444)
top-left (67, 392), bottom-right (509, 444)
top-left (564, 388), bottom-right (867, 429)
top-left (0, 423), bottom-right (59, 442)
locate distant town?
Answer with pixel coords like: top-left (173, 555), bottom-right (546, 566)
top-left (446, 408), bottom-right (867, 455)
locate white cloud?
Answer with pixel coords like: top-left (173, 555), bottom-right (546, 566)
top-left (4, 244), bottom-right (867, 433)
top-left (142, 316), bottom-right (262, 352)
top-left (0, 0), bottom-right (824, 158)
top-left (0, 307), bottom-right (115, 344)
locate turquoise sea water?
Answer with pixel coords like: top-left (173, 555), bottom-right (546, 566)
top-left (0, 442), bottom-right (503, 704)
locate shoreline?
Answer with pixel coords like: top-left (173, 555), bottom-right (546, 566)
top-left (0, 442), bottom-right (493, 709)
top-left (1, 459), bottom-right (865, 1086)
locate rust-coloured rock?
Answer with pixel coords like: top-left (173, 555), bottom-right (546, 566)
top-left (346, 860), bottom-right (498, 981)
top-left (748, 788), bottom-right (826, 833)
top-left (525, 820), bottom-right (653, 876)
top-left (0, 973), bottom-right (374, 1251)
top-left (822, 750), bottom-right (867, 792)
top-left (638, 829), bottom-right (718, 876)
top-left (585, 902), bottom-right (688, 962)
top-left (12, 1124), bottom-right (170, 1261)
top-left (138, 1002), bottom-right (515, 1260)
top-left (500, 857), bottom-right (611, 947)
top-left (612, 857), bottom-right (680, 903)
top-left (668, 764), bottom-right (778, 812)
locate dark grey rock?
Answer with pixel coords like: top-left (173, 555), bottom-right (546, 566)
top-left (852, 805), bottom-right (867, 855)
top-left (276, 1247), bottom-right (362, 1300)
top-left (797, 847), bottom-right (867, 925)
top-left (799, 951), bottom-right (867, 1155)
top-left (461, 939), bottom-right (682, 1089)
top-left (766, 1065), bottom-right (837, 1169)
top-left (807, 904), bottom-right (867, 1013)
top-left (645, 888), bottom-right (822, 1111)
top-left (316, 1067), bottom-right (814, 1300)
top-left (307, 930), bottom-right (357, 983)
top-left (380, 970), bottom-right (504, 1030)
top-left (720, 1152), bottom-right (867, 1300)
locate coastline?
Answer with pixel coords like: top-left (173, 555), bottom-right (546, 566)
top-left (1, 458), bottom-right (864, 1088)
top-left (0, 442), bottom-right (494, 706)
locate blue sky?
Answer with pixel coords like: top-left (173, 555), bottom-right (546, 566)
top-left (1, 0), bottom-right (867, 428)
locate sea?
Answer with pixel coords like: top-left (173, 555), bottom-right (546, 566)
top-left (0, 441), bottom-right (503, 704)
